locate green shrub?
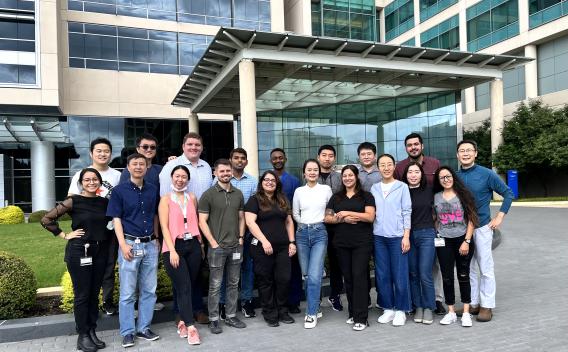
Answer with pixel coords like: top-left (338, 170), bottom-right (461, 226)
top-left (28, 210), bottom-right (47, 223)
top-left (0, 251), bottom-right (38, 319)
top-left (0, 205), bottom-right (25, 225)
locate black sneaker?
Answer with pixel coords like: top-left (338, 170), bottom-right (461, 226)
top-left (288, 304), bottom-right (301, 314)
top-left (328, 295), bottom-right (344, 312)
top-left (136, 329), bottom-right (160, 341)
top-left (121, 334), bottom-right (135, 348)
top-left (435, 301), bottom-right (447, 315)
top-left (241, 300), bottom-right (256, 318)
top-left (279, 312), bottom-right (295, 324)
top-left (219, 303), bottom-right (227, 320)
top-left (209, 320), bottom-right (223, 334)
top-left (103, 303), bottom-right (117, 316)
top-left (225, 316), bottom-right (247, 328)
top-left (266, 319), bottom-right (280, 327)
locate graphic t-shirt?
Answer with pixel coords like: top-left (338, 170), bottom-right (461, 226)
top-left (68, 167), bottom-right (121, 199)
top-left (434, 192), bottom-right (468, 238)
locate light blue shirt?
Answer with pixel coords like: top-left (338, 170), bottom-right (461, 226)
top-left (159, 155), bottom-right (212, 200)
top-left (371, 180), bottom-right (412, 238)
top-left (212, 172), bottom-right (257, 203)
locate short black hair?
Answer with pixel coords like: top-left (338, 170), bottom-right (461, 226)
top-left (171, 165), bottom-right (190, 179)
top-left (214, 158), bottom-right (231, 169)
top-left (404, 133), bottom-right (423, 145)
top-left (357, 142), bottom-right (376, 155)
top-left (230, 147), bottom-right (247, 159)
top-left (457, 139), bottom-right (478, 151)
top-left (318, 145), bottom-right (336, 156)
top-left (90, 137), bottom-right (112, 152)
top-left (126, 153), bottom-right (147, 165)
top-left (270, 148), bottom-right (286, 157)
top-left (136, 133), bottom-right (158, 146)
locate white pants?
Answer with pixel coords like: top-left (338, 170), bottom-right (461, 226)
top-left (470, 224), bottom-right (496, 308)
top-left (432, 256), bottom-right (444, 302)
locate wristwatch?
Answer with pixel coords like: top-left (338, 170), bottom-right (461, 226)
top-left (464, 238), bottom-right (471, 244)
top-left (289, 240), bottom-right (296, 245)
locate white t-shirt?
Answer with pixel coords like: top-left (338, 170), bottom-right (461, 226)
top-left (68, 167), bottom-right (121, 199)
top-left (292, 183), bottom-right (333, 224)
top-left (380, 181), bottom-right (395, 199)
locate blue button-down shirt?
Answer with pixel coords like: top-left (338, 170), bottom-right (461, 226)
top-left (213, 172), bottom-right (257, 203)
top-left (106, 181), bottom-right (159, 237)
top-left (119, 164), bottom-right (163, 188)
top-left (159, 155), bottom-right (212, 199)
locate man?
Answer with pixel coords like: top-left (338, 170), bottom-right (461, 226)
top-left (357, 142), bottom-right (381, 192)
top-left (68, 137), bottom-right (121, 316)
top-left (270, 148), bottom-right (302, 313)
top-left (393, 133), bottom-right (446, 315)
top-left (216, 148), bottom-right (258, 319)
top-left (316, 145), bottom-right (344, 312)
top-left (198, 159), bottom-right (247, 334)
top-left (120, 133), bottom-right (162, 187)
top-left (107, 153), bottom-right (160, 348)
top-left (158, 131), bottom-right (211, 324)
top-left (456, 140), bottom-right (514, 322)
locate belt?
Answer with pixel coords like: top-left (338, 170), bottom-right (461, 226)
top-left (300, 222), bottom-right (323, 227)
top-left (124, 234), bottom-right (157, 242)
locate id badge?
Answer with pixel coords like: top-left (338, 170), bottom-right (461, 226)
top-left (232, 252), bottom-right (241, 260)
top-left (251, 238), bottom-right (259, 246)
top-left (183, 232), bottom-right (193, 240)
top-left (80, 256), bottom-right (93, 266)
top-left (132, 249), bottom-right (144, 257)
top-left (434, 237), bottom-right (446, 247)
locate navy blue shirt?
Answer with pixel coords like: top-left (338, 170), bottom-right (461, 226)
top-left (106, 181), bottom-right (159, 237)
top-left (119, 164), bottom-right (163, 189)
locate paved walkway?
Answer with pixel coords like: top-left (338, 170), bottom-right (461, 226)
top-left (2, 207), bottom-right (567, 352)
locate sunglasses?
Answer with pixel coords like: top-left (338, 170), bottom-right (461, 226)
top-left (139, 144), bottom-right (157, 151)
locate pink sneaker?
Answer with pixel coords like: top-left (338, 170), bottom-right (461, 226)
top-left (177, 321), bottom-right (188, 338)
top-left (187, 326), bottom-right (201, 345)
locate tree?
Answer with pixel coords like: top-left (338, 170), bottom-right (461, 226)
top-left (463, 119), bottom-right (492, 169)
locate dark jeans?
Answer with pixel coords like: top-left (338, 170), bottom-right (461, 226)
top-left (207, 245), bottom-right (243, 321)
top-left (163, 239), bottom-right (201, 326)
top-left (101, 231), bottom-right (117, 306)
top-left (408, 228), bottom-right (436, 310)
top-left (66, 240), bottom-right (109, 334)
top-left (326, 227), bottom-right (344, 298)
top-left (250, 243), bottom-right (291, 322)
top-left (288, 253), bottom-right (303, 306)
top-left (436, 235), bottom-right (474, 306)
top-left (336, 244), bottom-right (372, 324)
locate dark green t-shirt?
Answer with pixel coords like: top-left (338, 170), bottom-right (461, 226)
top-left (198, 183), bottom-right (244, 248)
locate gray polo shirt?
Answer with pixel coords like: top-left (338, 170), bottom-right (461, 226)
top-left (358, 166), bottom-right (382, 192)
top-left (198, 183), bottom-right (244, 248)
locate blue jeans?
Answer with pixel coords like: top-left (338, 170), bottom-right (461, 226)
top-left (373, 236), bottom-right (411, 311)
top-left (408, 228), bottom-right (436, 310)
top-left (117, 238), bottom-right (159, 336)
top-left (296, 223), bottom-right (327, 316)
top-left (220, 232), bottom-right (255, 304)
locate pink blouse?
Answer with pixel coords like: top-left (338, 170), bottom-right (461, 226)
top-left (162, 193), bottom-right (201, 253)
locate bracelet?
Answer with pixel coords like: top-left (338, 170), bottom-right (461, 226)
top-left (289, 241), bottom-right (296, 245)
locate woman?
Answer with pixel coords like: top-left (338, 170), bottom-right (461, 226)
top-left (293, 159), bottom-right (333, 329)
top-left (371, 154), bottom-right (412, 327)
top-left (245, 170), bottom-right (296, 327)
top-left (402, 162), bottom-right (436, 325)
top-left (41, 168), bottom-right (110, 352)
top-left (158, 165), bottom-right (203, 345)
top-left (324, 165), bottom-right (375, 331)
top-left (433, 166), bottom-right (478, 327)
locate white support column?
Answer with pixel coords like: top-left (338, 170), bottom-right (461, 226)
top-left (188, 112), bottom-right (199, 133)
top-left (458, 2), bottom-right (468, 51)
top-left (413, 0), bottom-right (420, 28)
top-left (239, 59), bottom-right (259, 178)
top-left (490, 78), bottom-right (504, 155)
top-left (379, 9), bottom-right (386, 43)
top-left (464, 87), bottom-right (476, 114)
top-left (524, 44), bottom-right (538, 99)
top-left (31, 141), bottom-right (55, 212)
top-left (271, 0), bottom-right (285, 32)
top-left (519, 0), bottom-right (529, 33)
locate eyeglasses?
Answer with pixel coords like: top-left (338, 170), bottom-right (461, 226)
top-left (262, 178), bottom-right (276, 184)
top-left (82, 178), bottom-right (100, 184)
top-left (439, 175), bottom-right (453, 181)
top-left (458, 148), bottom-right (475, 154)
top-left (139, 145), bottom-right (157, 151)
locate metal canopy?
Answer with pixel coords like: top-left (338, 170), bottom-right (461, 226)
top-left (173, 28), bottom-right (533, 114)
top-left (0, 116), bottom-right (69, 143)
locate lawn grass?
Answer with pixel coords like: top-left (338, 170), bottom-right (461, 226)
top-left (0, 221), bottom-right (69, 288)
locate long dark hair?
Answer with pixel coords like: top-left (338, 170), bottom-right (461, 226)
top-left (433, 166), bottom-right (479, 228)
top-left (336, 164), bottom-right (363, 200)
top-left (402, 161), bottom-right (427, 190)
top-left (256, 170), bottom-right (289, 212)
top-left (78, 167), bottom-right (102, 188)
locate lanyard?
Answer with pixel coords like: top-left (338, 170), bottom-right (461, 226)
top-left (171, 192), bottom-right (189, 230)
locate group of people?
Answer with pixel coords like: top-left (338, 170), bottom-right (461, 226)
top-left (40, 130), bottom-right (514, 351)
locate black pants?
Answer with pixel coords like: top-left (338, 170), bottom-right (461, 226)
top-left (101, 231), bottom-right (117, 306)
top-left (436, 235), bottom-right (474, 306)
top-left (251, 243), bottom-right (291, 322)
top-left (164, 239), bottom-right (201, 325)
top-left (336, 244), bottom-right (372, 324)
top-left (326, 227), bottom-right (344, 297)
top-left (66, 240), bottom-right (109, 334)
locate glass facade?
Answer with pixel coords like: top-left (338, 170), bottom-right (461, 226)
top-left (67, 0), bottom-right (271, 31)
top-left (466, 0), bottom-right (519, 52)
top-left (538, 34), bottom-right (568, 95)
top-left (503, 64), bottom-right (525, 104)
top-left (253, 92), bottom-right (458, 178)
top-left (311, 0), bottom-right (376, 41)
top-left (401, 37), bottom-right (416, 46)
top-left (0, 0), bottom-right (37, 85)
top-left (68, 22), bottom-right (211, 75)
top-left (421, 15), bottom-right (459, 50)
top-left (420, 0), bottom-right (458, 23)
top-left (385, 0), bottom-right (414, 41)
top-left (529, 0), bottom-right (568, 29)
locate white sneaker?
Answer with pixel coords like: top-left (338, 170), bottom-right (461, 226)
top-left (346, 317), bottom-right (354, 324)
top-left (377, 309), bottom-right (396, 324)
top-left (304, 315), bottom-right (317, 329)
top-left (317, 309), bottom-right (323, 319)
top-left (440, 312), bottom-right (457, 325)
top-left (461, 312), bottom-right (473, 327)
top-left (353, 322), bottom-right (368, 331)
top-left (392, 311), bottom-right (406, 326)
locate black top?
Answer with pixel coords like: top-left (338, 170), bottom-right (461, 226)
top-left (326, 191), bottom-right (375, 248)
top-left (409, 186), bottom-right (435, 230)
top-left (41, 195), bottom-right (111, 242)
top-left (245, 194), bottom-right (291, 247)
